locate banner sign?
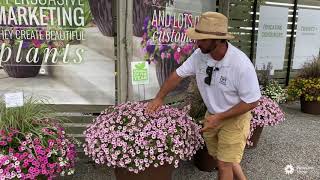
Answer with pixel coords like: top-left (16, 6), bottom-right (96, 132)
top-left (255, 6), bottom-right (289, 70)
top-left (293, 9), bottom-right (320, 69)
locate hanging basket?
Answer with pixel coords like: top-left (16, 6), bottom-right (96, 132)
top-left (89, 0), bottom-right (114, 36)
top-left (1, 47), bottom-right (43, 78)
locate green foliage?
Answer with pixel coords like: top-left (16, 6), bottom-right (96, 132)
top-left (262, 80), bottom-right (287, 104)
top-left (257, 62), bottom-right (273, 88)
top-left (186, 79), bottom-right (207, 124)
top-left (298, 56), bottom-right (320, 79)
top-left (0, 96), bottom-right (62, 134)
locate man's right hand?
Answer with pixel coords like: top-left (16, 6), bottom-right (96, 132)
top-left (145, 97), bottom-right (164, 114)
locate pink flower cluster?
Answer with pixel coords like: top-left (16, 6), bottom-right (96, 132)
top-left (0, 121), bottom-right (76, 180)
top-left (83, 102), bottom-right (204, 173)
top-left (247, 96), bottom-right (285, 146)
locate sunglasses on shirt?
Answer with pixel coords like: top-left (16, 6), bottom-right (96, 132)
top-left (204, 66), bottom-right (219, 85)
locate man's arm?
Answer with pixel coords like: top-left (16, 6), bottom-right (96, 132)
top-left (216, 100), bottom-right (258, 120)
top-left (146, 71), bottom-right (183, 113)
top-left (202, 100), bottom-right (258, 132)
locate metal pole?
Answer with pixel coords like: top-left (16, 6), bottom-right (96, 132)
top-left (286, 0), bottom-right (298, 86)
top-left (112, 0), bottom-right (118, 104)
top-left (250, 0), bottom-right (258, 62)
top-left (115, 0), bottom-right (132, 104)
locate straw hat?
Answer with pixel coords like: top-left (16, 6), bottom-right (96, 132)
top-left (186, 12), bottom-right (235, 40)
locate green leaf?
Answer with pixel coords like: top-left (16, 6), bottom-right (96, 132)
top-left (135, 63), bottom-right (146, 70)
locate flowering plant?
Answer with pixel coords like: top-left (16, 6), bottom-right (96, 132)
top-left (0, 97), bottom-right (77, 179)
top-left (141, 16), bottom-right (196, 64)
top-left (287, 56), bottom-right (320, 102)
top-left (83, 102), bottom-right (204, 173)
top-left (261, 80), bottom-right (287, 104)
top-left (247, 96), bottom-right (285, 146)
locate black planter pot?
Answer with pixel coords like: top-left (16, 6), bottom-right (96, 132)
top-left (300, 97), bottom-right (320, 115)
top-left (193, 146), bottom-right (218, 172)
top-left (246, 126), bottom-right (264, 149)
top-left (1, 47), bottom-right (43, 78)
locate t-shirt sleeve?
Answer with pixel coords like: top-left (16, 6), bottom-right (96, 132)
top-left (237, 64), bottom-right (261, 103)
top-left (175, 50), bottom-right (198, 78)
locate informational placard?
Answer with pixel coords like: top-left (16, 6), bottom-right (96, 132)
top-left (131, 61), bottom-right (149, 85)
top-left (293, 9), bottom-right (320, 69)
top-left (4, 92), bottom-right (24, 108)
top-left (255, 6), bottom-right (289, 70)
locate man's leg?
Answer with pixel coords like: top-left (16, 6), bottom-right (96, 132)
top-left (216, 113), bottom-right (251, 180)
top-left (232, 163), bottom-right (247, 180)
top-left (217, 160), bottom-right (233, 180)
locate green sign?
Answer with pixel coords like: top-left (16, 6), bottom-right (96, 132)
top-left (131, 62), bottom-right (149, 85)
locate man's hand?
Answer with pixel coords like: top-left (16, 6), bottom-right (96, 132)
top-left (145, 98), bottom-right (164, 114)
top-left (201, 114), bottom-right (223, 132)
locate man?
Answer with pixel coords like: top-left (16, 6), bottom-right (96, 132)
top-left (146, 12), bottom-right (261, 180)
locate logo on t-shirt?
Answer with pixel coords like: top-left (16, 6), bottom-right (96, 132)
top-left (219, 76), bottom-right (227, 85)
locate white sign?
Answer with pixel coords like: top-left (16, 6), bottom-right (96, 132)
top-left (131, 61), bottom-right (149, 85)
top-left (4, 92), bottom-right (24, 108)
top-left (255, 6), bottom-right (289, 70)
top-left (293, 9), bottom-right (320, 69)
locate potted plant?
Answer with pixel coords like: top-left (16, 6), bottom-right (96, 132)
top-left (141, 16), bottom-right (197, 95)
top-left (83, 101), bottom-right (204, 180)
top-left (261, 80), bottom-right (287, 104)
top-left (287, 56), bottom-right (320, 115)
top-left (247, 96), bottom-right (285, 148)
top-left (0, 97), bottom-right (77, 179)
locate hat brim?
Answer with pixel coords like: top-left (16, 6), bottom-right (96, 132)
top-left (186, 28), bottom-right (235, 40)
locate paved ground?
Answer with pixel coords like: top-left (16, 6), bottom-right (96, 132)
top-left (59, 102), bottom-right (320, 180)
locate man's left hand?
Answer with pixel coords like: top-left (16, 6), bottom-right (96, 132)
top-left (201, 114), bottom-right (223, 132)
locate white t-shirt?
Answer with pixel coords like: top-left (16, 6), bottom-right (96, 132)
top-left (176, 43), bottom-right (261, 114)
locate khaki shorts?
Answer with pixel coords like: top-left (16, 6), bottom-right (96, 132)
top-left (203, 111), bottom-right (251, 163)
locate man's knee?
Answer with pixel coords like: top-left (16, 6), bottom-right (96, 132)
top-left (217, 160), bottom-right (233, 169)
top-left (232, 162), bottom-right (240, 167)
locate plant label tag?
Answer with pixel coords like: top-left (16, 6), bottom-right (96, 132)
top-left (270, 69), bottom-right (275, 75)
top-left (131, 61), bottom-right (149, 85)
top-left (4, 92), bottom-right (24, 108)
